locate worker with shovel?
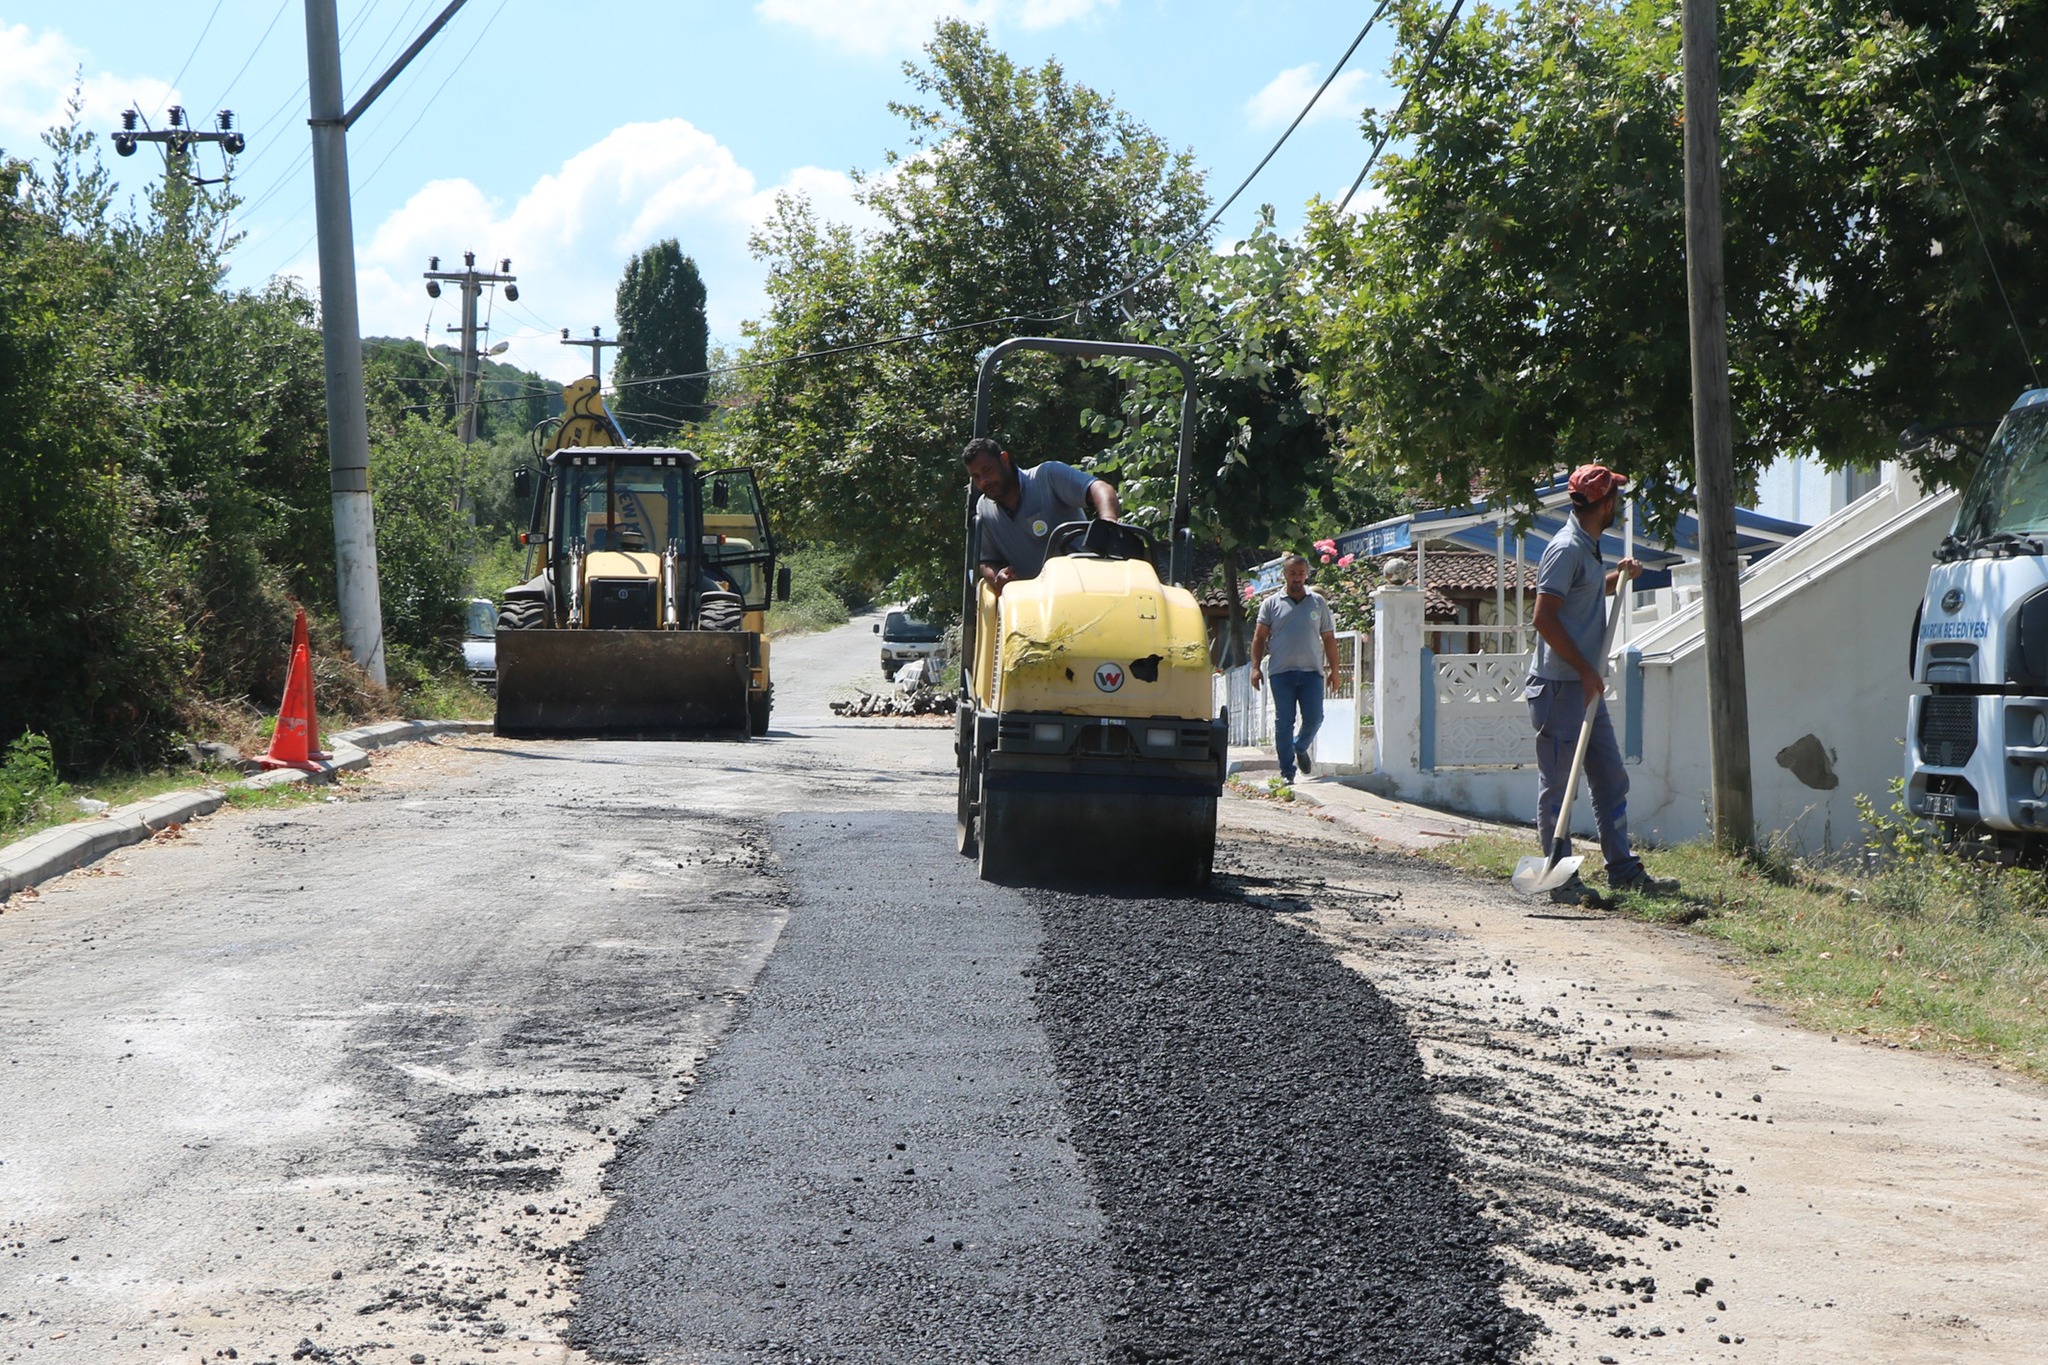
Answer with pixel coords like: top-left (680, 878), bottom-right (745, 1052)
top-left (1522, 465), bottom-right (1678, 906)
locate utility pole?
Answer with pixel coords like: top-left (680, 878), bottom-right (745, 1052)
top-left (560, 326), bottom-right (627, 381)
top-left (303, 0), bottom-right (469, 688)
top-left (424, 253), bottom-right (518, 445)
top-left (1682, 0), bottom-right (1754, 853)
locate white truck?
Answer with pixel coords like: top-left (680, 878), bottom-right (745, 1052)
top-left (1905, 388), bottom-right (2048, 851)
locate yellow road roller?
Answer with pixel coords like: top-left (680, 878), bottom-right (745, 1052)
top-left (953, 338), bottom-right (1226, 886)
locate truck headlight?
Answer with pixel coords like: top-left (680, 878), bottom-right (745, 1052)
top-left (1145, 727), bottom-right (1176, 749)
top-left (2035, 765), bottom-right (2047, 799)
top-left (1032, 722), bottom-right (1064, 744)
top-left (2035, 712), bottom-right (2048, 748)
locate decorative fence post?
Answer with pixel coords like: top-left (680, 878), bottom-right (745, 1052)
top-left (1371, 585), bottom-right (1426, 777)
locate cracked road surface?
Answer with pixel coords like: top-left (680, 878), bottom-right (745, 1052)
top-left (5, 612), bottom-right (2048, 1363)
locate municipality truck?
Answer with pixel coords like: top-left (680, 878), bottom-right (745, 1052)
top-left (1905, 387), bottom-right (2048, 851)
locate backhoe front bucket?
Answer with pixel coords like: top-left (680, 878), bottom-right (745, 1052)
top-left (495, 630), bottom-right (753, 739)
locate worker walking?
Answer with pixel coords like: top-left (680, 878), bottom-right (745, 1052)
top-left (1527, 465), bottom-right (1679, 904)
top-left (962, 438), bottom-right (1121, 595)
top-left (1250, 552), bottom-right (1342, 785)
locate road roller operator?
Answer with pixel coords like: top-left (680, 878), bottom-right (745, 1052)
top-left (961, 437), bottom-right (1122, 594)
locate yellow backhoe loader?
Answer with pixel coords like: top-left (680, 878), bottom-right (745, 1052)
top-left (953, 339), bottom-right (1226, 886)
top-left (494, 378), bottom-right (788, 739)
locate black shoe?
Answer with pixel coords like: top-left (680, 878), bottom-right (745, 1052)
top-left (1296, 747), bottom-right (1313, 776)
top-left (1612, 869), bottom-right (1680, 896)
top-left (1547, 873), bottom-right (1591, 905)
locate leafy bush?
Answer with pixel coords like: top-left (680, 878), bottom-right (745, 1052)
top-left (773, 543), bottom-right (875, 633)
top-left (0, 734), bottom-right (67, 835)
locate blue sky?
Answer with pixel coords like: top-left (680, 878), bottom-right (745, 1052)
top-left (1, 1), bottom-right (1397, 384)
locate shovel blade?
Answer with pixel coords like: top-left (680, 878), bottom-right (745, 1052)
top-left (1511, 852), bottom-right (1584, 896)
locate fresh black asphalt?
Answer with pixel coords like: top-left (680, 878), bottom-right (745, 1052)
top-left (570, 811), bottom-right (1536, 1363)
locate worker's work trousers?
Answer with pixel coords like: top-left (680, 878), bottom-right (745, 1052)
top-left (1526, 678), bottom-right (1642, 883)
top-left (1269, 669), bottom-right (1324, 782)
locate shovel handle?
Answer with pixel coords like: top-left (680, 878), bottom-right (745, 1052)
top-left (1542, 586), bottom-right (1629, 856)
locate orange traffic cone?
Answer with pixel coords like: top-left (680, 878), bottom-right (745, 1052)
top-left (289, 608), bottom-right (323, 755)
top-left (259, 633), bottom-right (326, 771)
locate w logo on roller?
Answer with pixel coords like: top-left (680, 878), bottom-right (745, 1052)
top-left (1093, 662), bottom-right (1124, 693)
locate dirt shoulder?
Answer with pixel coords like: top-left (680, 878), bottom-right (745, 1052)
top-left (1220, 792), bottom-right (2048, 1363)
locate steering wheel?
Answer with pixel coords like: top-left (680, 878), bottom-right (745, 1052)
top-left (1045, 519), bottom-right (1155, 563)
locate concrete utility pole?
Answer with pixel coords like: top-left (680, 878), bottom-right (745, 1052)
top-left (303, 0), bottom-right (469, 688)
top-left (1682, 0), bottom-right (1755, 853)
top-left (560, 326), bottom-right (627, 381)
top-left (425, 253), bottom-right (518, 445)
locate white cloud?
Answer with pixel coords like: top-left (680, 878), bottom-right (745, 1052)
top-left (1244, 63), bottom-right (1373, 131)
top-left (0, 22), bottom-right (179, 158)
top-left (755, 0), bottom-right (1116, 56)
top-left (296, 119), bottom-right (878, 385)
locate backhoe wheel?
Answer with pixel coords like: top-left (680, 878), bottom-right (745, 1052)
top-left (699, 591), bottom-right (745, 632)
top-left (498, 599), bottom-right (546, 631)
top-left (748, 685), bottom-right (772, 737)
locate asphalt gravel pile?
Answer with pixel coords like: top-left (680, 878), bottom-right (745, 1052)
top-left (1029, 865), bottom-right (1540, 1364)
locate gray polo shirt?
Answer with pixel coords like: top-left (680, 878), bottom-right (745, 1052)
top-left (974, 460), bottom-right (1098, 580)
top-left (1531, 516), bottom-right (1608, 681)
top-left (1256, 589), bottom-right (1336, 674)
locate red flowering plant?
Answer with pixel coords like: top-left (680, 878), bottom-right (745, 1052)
top-left (1308, 554), bottom-right (1380, 633)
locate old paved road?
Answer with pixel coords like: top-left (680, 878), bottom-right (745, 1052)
top-left (7, 611), bottom-right (2048, 1365)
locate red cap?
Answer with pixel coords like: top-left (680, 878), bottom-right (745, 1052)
top-left (1567, 464), bottom-right (1629, 504)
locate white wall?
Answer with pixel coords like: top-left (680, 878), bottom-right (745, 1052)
top-left (1360, 475), bottom-right (1957, 854)
top-left (1626, 475), bottom-right (1954, 852)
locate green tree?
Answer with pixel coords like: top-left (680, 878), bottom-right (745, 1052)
top-left (369, 416), bottom-right (472, 659)
top-left (1091, 218), bottom-right (1400, 656)
top-left (612, 240), bottom-right (710, 443)
top-left (726, 20), bottom-right (1208, 615)
top-left (1303, 0), bottom-right (2048, 519)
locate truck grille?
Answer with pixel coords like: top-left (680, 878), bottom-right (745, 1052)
top-left (1918, 695), bottom-right (1978, 767)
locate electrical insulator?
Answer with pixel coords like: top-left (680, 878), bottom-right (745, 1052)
top-left (499, 258), bottom-right (511, 273)
top-left (120, 109), bottom-right (139, 131)
top-left (426, 280), bottom-right (441, 299)
top-left (464, 251), bottom-right (475, 267)
top-left (223, 133), bottom-right (245, 155)
top-left (503, 284), bottom-right (519, 302)
top-left (429, 256), bottom-right (440, 270)
top-left (113, 135), bottom-right (137, 157)
top-left (217, 110), bottom-right (234, 131)
top-left (168, 105), bottom-right (184, 128)
top-left (560, 327), bottom-right (569, 340)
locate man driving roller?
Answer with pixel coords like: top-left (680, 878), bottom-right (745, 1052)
top-left (962, 437), bottom-right (1121, 595)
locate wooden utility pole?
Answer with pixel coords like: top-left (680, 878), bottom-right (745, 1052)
top-left (1682, 0), bottom-right (1755, 852)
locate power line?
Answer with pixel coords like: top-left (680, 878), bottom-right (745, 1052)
top-left (1087, 0), bottom-right (1395, 314)
top-left (166, 0), bottom-right (229, 99)
top-left (203, 0), bottom-right (293, 119)
top-left (1337, 0), bottom-right (1467, 213)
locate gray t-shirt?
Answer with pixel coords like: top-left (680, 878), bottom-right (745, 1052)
top-left (1531, 516), bottom-right (1608, 680)
top-left (1256, 589), bottom-right (1336, 674)
top-left (974, 460), bottom-right (1099, 580)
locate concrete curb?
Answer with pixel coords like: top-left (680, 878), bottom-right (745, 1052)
top-left (0, 719), bottom-right (493, 902)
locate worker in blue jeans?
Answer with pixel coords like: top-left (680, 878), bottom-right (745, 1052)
top-left (1528, 464), bottom-right (1679, 904)
top-left (1250, 552), bottom-right (1342, 784)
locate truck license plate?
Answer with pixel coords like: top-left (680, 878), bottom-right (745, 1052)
top-left (1926, 793), bottom-right (1956, 817)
